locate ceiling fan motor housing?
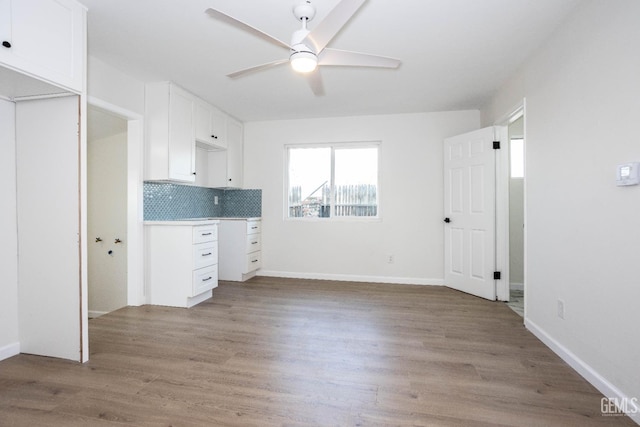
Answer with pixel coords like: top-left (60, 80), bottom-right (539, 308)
top-left (293, 1), bottom-right (316, 22)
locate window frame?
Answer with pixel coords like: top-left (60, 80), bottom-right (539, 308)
top-left (284, 141), bottom-right (382, 221)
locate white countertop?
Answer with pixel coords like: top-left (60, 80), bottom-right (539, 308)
top-left (144, 217), bottom-right (260, 225)
top-left (144, 219), bottom-right (220, 226)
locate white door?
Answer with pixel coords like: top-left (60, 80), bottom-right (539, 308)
top-left (444, 127), bottom-right (497, 300)
top-left (16, 95), bottom-right (82, 361)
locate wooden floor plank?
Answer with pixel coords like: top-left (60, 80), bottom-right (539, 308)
top-left (0, 277), bottom-right (635, 426)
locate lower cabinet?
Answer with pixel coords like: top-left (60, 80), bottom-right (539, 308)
top-left (145, 221), bottom-right (219, 308)
top-left (218, 218), bottom-right (262, 281)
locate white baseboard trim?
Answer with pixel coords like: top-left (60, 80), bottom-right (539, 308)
top-left (510, 282), bottom-right (524, 290)
top-left (257, 270), bottom-right (443, 286)
top-left (525, 319), bottom-right (639, 425)
top-left (88, 310), bottom-right (108, 319)
top-left (0, 342), bottom-right (20, 361)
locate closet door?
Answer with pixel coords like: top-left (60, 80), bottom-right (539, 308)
top-left (16, 95), bottom-right (82, 361)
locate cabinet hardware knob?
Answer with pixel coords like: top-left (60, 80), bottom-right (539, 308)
top-left (192, 172), bottom-right (197, 175)
top-left (251, 260), bottom-right (258, 263)
top-left (2, 41), bottom-right (11, 48)
top-left (444, 218), bottom-right (451, 223)
top-left (95, 237), bottom-right (102, 242)
top-left (202, 276), bottom-right (213, 281)
top-left (211, 135), bottom-right (217, 139)
top-left (115, 238), bottom-right (122, 244)
top-left (108, 250), bottom-right (113, 255)
top-left (202, 232), bottom-right (212, 236)
top-left (228, 178), bottom-right (232, 182)
top-left (202, 253), bottom-right (212, 256)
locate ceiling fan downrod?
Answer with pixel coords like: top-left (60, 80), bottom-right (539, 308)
top-left (290, 1), bottom-right (317, 73)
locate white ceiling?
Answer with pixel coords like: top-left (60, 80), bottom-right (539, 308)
top-left (79, 0), bottom-right (582, 122)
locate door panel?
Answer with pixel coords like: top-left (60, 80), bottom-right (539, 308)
top-left (444, 127), bottom-right (496, 300)
top-left (16, 95), bottom-right (81, 361)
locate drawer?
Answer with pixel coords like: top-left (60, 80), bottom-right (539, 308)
top-left (243, 251), bottom-right (262, 274)
top-left (246, 233), bottom-right (261, 254)
top-left (193, 225), bottom-right (217, 244)
top-left (246, 220), bottom-right (261, 235)
top-left (192, 264), bottom-right (218, 297)
top-left (193, 242), bottom-right (218, 269)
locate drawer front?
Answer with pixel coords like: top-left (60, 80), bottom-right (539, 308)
top-left (245, 233), bottom-right (261, 254)
top-left (192, 264), bottom-right (218, 297)
top-left (246, 220), bottom-right (261, 235)
top-left (193, 225), bottom-right (217, 244)
top-left (193, 242), bottom-right (218, 269)
top-left (243, 251), bottom-right (262, 274)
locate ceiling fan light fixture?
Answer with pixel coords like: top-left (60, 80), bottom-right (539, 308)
top-left (290, 51), bottom-right (317, 73)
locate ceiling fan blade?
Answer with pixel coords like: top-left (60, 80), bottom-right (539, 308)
top-left (306, 70), bottom-right (325, 96)
top-left (227, 59), bottom-right (290, 79)
top-left (302, 0), bottom-right (366, 53)
top-left (318, 48), bottom-right (401, 68)
top-left (205, 8), bottom-right (291, 50)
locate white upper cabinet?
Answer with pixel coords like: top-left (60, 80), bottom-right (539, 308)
top-left (208, 116), bottom-right (243, 188)
top-left (210, 108), bottom-right (227, 149)
top-left (0, 0), bottom-right (85, 93)
top-left (145, 82), bottom-right (196, 183)
top-left (195, 99), bottom-right (227, 149)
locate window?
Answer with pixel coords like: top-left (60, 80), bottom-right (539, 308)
top-left (287, 143), bottom-right (379, 219)
top-left (510, 138), bottom-right (524, 178)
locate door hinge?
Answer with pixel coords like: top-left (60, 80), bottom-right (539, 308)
top-left (493, 271), bottom-right (501, 280)
top-left (493, 141), bottom-right (500, 150)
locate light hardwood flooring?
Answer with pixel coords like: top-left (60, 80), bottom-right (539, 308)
top-left (0, 277), bottom-right (635, 426)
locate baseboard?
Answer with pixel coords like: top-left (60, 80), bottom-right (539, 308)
top-left (257, 270), bottom-right (443, 286)
top-left (525, 319), bottom-right (640, 425)
top-left (88, 310), bottom-right (108, 319)
top-left (510, 282), bottom-right (524, 290)
top-left (0, 342), bottom-right (20, 361)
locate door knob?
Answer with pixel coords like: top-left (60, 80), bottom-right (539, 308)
top-left (444, 218), bottom-right (451, 223)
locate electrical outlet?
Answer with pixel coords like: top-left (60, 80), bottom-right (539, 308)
top-left (387, 254), bottom-right (394, 264)
top-left (557, 299), bottom-right (565, 319)
top-left (214, 196), bottom-right (219, 205)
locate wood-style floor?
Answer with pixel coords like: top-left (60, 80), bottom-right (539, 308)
top-left (0, 277), bottom-right (635, 426)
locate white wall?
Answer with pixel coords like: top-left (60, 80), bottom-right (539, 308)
top-left (0, 99), bottom-right (19, 360)
top-left (87, 55), bottom-right (147, 308)
top-left (88, 56), bottom-right (145, 115)
top-left (244, 111), bottom-right (480, 284)
top-left (88, 110), bottom-right (128, 316)
top-left (482, 0), bottom-right (640, 417)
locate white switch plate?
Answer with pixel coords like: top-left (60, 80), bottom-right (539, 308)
top-left (214, 196), bottom-right (219, 205)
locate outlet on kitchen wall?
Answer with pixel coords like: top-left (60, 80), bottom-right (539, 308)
top-left (214, 196), bottom-right (219, 205)
top-left (387, 254), bottom-right (394, 264)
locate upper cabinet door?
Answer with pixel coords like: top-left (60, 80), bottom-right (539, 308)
top-left (195, 99), bottom-right (227, 149)
top-left (225, 117), bottom-right (243, 187)
top-left (210, 108), bottom-right (227, 149)
top-left (195, 100), bottom-right (213, 145)
top-left (0, 0), bottom-right (85, 93)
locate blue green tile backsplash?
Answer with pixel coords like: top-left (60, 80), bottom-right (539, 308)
top-left (144, 182), bottom-right (261, 220)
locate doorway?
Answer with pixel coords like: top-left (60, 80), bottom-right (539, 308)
top-left (506, 115), bottom-right (525, 316)
top-left (86, 97), bottom-right (145, 320)
top-left (87, 107), bottom-right (128, 317)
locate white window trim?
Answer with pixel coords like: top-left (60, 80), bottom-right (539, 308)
top-left (284, 141), bottom-right (382, 221)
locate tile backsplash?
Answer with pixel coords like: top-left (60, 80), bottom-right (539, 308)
top-left (144, 182), bottom-right (261, 220)
top-left (223, 189), bottom-right (262, 218)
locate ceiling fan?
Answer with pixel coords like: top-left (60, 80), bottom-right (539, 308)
top-left (205, 0), bottom-right (401, 95)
